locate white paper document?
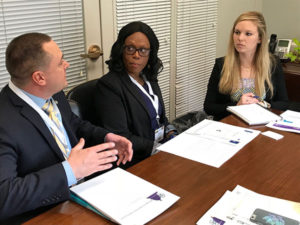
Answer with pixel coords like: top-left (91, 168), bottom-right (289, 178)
top-left (267, 110), bottom-right (300, 134)
top-left (197, 185), bottom-right (300, 225)
top-left (157, 119), bottom-right (260, 168)
top-left (227, 104), bottom-right (281, 125)
top-left (70, 168), bottom-right (180, 225)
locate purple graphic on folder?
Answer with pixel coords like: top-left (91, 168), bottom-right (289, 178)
top-left (210, 217), bottom-right (225, 225)
top-left (147, 192), bottom-right (164, 201)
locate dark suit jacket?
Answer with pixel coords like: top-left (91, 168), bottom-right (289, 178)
top-left (204, 57), bottom-right (289, 120)
top-left (0, 85), bottom-right (108, 223)
top-left (92, 71), bottom-right (169, 166)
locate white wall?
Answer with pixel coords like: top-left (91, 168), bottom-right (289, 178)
top-left (263, 0), bottom-right (300, 41)
top-left (216, 0), bottom-right (300, 57)
top-left (216, 0), bottom-right (262, 57)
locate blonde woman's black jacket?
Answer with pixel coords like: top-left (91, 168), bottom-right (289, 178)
top-left (204, 57), bottom-right (289, 120)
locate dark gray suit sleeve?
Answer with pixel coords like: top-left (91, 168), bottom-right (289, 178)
top-left (0, 128), bottom-right (70, 220)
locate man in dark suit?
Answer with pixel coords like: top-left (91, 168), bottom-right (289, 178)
top-left (0, 33), bottom-right (133, 224)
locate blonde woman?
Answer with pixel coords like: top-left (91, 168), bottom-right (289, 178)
top-left (204, 11), bottom-right (288, 120)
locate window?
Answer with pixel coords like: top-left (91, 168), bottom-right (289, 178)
top-left (175, 0), bottom-right (217, 117)
top-left (0, 0), bottom-right (87, 90)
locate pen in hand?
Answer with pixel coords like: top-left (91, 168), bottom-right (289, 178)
top-left (252, 95), bottom-right (261, 103)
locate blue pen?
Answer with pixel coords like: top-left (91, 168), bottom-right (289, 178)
top-left (283, 119), bottom-right (293, 123)
top-left (244, 129), bottom-right (253, 133)
top-left (253, 95), bottom-right (260, 99)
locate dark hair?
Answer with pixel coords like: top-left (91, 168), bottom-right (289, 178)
top-left (106, 21), bottom-right (163, 81)
top-left (6, 32), bottom-right (51, 86)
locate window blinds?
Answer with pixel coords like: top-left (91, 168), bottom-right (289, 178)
top-left (0, 0), bottom-right (87, 90)
top-left (115, 0), bottom-right (172, 118)
top-left (175, 0), bottom-right (217, 117)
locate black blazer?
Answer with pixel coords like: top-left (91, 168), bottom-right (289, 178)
top-left (92, 71), bottom-right (169, 166)
top-left (204, 57), bottom-right (289, 120)
top-left (0, 86), bottom-right (108, 223)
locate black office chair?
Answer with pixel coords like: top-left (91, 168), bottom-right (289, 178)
top-left (66, 79), bottom-right (98, 122)
top-left (67, 99), bottom-right (82, 118)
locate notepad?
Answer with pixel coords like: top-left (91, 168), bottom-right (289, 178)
top-left (70, 168), bottom-right (180, 225)
top-left (227, 104), bottom-right (281, 125)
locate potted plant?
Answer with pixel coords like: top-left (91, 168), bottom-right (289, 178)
top-left (285, 38), bottom-right (300, 63)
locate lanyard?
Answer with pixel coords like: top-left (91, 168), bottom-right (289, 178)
top-left (8, 81), bottom-right (68, 150)
top-left (129, 75), bottom-right (160, 120)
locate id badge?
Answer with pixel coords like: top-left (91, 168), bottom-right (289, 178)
top-left (155, 126), bottom-right (164, 142)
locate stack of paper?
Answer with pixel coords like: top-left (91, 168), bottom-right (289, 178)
top-left (70, 168), bottom-right (180, 225)
top-left (267, 110), bottom-right (300, 134)
top-left (157, 119), bottom-right (260, 168)
top-left (227, 104), bottom-right (281, 125)
top-left (197, 185), bottom-right (300, 225)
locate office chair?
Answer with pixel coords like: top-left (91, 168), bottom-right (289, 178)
top-left (66, 79), bottom-right (98, 122)
top-left (67, 99), bottom-right (81, 118)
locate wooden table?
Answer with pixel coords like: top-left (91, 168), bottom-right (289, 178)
top-left (24, 115), bottom-right (300, 225)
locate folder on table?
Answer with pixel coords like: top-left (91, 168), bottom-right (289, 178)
top-left (70, 168), bottom-right (180, 225)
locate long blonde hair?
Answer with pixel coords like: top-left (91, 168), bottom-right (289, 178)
top-left (219, 11), bottom-right (274, 97)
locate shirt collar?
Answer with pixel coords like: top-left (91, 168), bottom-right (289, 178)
top-left (21, 89), bottom-right (48, 108)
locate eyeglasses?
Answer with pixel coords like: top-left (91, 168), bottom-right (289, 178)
top-left (123, 45), bottom-right (150, 57)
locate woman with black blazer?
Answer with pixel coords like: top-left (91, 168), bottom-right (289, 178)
top-left (204, 57), bottom-right (288, 121)
top-left (204, 11), bottom-right (288, 121)
top-left (92, 21), bottom-right (176, 167)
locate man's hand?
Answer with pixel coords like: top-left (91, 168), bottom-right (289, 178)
top-left (68, 138), bottom-right (118, 179)
top-left (105, 133), bottom-right (133, 166)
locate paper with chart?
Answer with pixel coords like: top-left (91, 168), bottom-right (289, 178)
top-left (70, 168), bottom-right (179, 225)
top-left (197, 185), bottom-right (300, 225)
top-left (267, 110), bottom-right (300, 134)
top-left (158, 119), bottom-right (260, 168)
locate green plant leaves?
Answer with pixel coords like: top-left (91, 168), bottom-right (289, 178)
top-left (285, 38), bottom-right (300, 62)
